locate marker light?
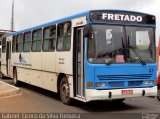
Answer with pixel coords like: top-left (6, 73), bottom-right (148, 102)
top-left (87, 82), bottom-right (93, 88)
top-left (144, 81), bottom-right (154, 85)
top-left (95, 82), bottom-right (106, 87)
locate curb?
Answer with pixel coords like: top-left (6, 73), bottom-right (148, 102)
top-left (0, 81), bottom-right (21, 98)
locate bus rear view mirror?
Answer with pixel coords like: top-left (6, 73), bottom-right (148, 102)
top-left (84, 24), bottom-right (92, 38)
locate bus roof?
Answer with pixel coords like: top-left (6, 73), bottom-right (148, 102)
top-left (2, 9), bottom-right (155, 38)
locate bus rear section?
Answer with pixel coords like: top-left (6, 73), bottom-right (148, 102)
top-left (83, 10), bottom-right (157, 102)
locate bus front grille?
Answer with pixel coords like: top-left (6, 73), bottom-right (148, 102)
top-left (97, 74), bottom-right (152, 80)
top-left (108, 82), bottom-right (124, 87)
top-left (108, 81), bottom-right (143, 88)
top-left (97, 74), bottom-right (152, 88)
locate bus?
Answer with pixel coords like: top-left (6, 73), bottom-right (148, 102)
top-left (0, 10), bottom-right (157, 104)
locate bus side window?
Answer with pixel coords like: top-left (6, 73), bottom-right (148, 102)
top-left (2, 38), bottom-right (6, 53)
top-left (23, 32), bottom-right (31, 52)
top-left (57, 22), bottom-right (71, 51)
top-left (16, 34), bottom-right (23, 52)
top-left (12, 35), bottom-right (16, 52)
top-left (43, 25), bottom-right (56, 51)
top-left (32, 29), bottom-right (42, 52)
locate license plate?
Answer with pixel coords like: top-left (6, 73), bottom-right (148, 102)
top-left (121, 90), bottom-right (133, 95)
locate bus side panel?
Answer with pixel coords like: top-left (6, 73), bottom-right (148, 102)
top-left (55, 51), bottom-right (73, 75)
top-left (41, 52), bottom-right (56, 72)
top-left (20, 52), bottom-right (31, 82)
top-left (11, 52), bottom-right (31, 82)
top-left (29, 52), bottom-right (42, 87)
top-left (31, 52), bottom-right (41, 69)
top-left (29, 70), bottom-right (42, 87)
top-left (41, 52), bottom-right (57, 92)
top-left (41, 72), bottom-right (57, 92)
top-left (16, 67), bottom-right (26, 82)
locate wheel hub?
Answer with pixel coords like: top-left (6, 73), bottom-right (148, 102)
top-left (61, 83), bottom-right (69, 99)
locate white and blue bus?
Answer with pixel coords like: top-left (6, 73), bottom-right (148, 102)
top-left (1, 10), bottom-right (157, 104)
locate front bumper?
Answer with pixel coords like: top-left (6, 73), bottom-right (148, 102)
top-left (85, 86), bottom-right (157, 102)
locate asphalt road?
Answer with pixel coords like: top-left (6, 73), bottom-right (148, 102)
top-left (0, 78), bottom-right (160, 119)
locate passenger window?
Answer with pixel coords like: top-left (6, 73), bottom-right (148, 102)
top-left (24, 32), bottom-right (31, 52)
top-left (2, 38), bottom-right (6, 53)
top-left (32, 29), bottom-right (42, 52)
top-left (43, 25), bottom-right (56, 51)
top-left (12, 35), bottom-right (16, 52)
top-left (16, 34), bottom-right (23, 52)
top-left (57, 22), bottom-right (71, 51)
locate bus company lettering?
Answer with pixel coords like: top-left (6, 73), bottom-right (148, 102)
top-left (102, 13), bottom-right (143, 22)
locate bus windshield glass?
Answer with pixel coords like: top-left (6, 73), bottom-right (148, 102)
top-left (88, 25), bottom-right (155, 64)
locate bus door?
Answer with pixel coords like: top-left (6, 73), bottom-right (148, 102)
top-left (6, 41), bottom-right (11, 76)
top-left (75, 27), bottom-right (85, 98)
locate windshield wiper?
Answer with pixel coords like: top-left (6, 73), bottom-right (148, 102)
top-left (129, 47), bottom-right (146, 65)
top-left (127, 36), bottom-right (146, 65)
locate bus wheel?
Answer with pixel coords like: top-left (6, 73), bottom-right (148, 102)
top-left (157, 87), bottom-right (160, 101)
top-left (60, 77), bottom-right (72, 105)
top-left (13, 69), bottom-right (20, 86)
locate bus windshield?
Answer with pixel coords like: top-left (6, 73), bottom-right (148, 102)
top-left (88, 25), bottom-right (156, 64)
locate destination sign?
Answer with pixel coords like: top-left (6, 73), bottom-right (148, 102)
top-left (102, 13), bottom-right (142, 22)
top-left (90, 11), bottom-right (155, 25)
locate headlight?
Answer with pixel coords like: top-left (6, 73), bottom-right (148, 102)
top-left (95, 82), bottom-right (106, 87)
top-left (144, 80), bottom-right (154, 85)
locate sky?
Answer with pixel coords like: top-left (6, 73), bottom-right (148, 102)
top-left (0, 0), bottom-right (160, 44)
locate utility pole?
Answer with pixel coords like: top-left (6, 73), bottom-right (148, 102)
top-left (11, 0), bottom-right (14, 31)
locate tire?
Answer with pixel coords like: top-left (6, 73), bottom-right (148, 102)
top-left (60, 77), bottom-right (72, 105)
top-left (157, 87), bottom-right (160, 101)
top-left (13, 69), bottom-right (21, 86)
